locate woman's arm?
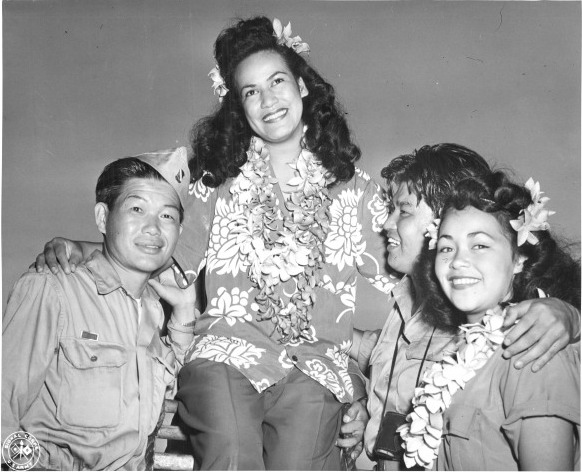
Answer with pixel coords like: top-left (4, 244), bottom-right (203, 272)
top-left (34, 238), bottom-right (101, 274)
top-left (517, 416), bottom-right (575, 470)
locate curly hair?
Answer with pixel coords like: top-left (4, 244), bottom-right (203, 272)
top-left (381, 143), bottom-right (491, 216)
top-left (190, 16), bottom-right (360, 188)
top-left (417, 171), bottom-right (581, 332)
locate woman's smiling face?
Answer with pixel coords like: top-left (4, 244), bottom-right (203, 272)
top-left (435, 206), bottom-right (523, 322)
top-left (234, 50), bottom-right (308, 146)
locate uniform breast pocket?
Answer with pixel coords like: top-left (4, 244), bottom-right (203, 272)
top-left (57, 338), bottom-right (128, 429)
top-left (441, 404), bottom-right (484, 470)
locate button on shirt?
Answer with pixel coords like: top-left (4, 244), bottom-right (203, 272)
top-left (2, 251), bottom-right (194, 470)
top-left (357, 276), bottom-right (456, 459)
top-left (172, 168), bottom-right (399, 403)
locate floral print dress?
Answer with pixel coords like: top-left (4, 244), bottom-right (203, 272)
top-left (172, 157), bottom-right (399, 403)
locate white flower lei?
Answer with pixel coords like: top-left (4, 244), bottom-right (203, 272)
top-left (396, 308), bottom-right (507, 469)
top-left (229, 133), bottom-right (333, 343)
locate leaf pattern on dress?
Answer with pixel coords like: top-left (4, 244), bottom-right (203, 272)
top-left (206, 197), bottom-right (248, 276)
top-left (190, 335), bottom-right (266, 369)
top-left (304, 359), bottom-right (344, 399)
top-left (207, 286), bottom-right (252, 328)
top-left (355, 167), bottom-right (371, 181)
top-left (325, 189), bottom-right (366, 271)
top-left (191, 177), bottom-right (214, 202)
top-left (326, 341), bottom-right (354, 397)
top-left (367, 190), bottom-right (389, 232)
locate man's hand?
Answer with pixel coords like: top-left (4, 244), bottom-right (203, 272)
top-left (32, 238), bottom-right (84, 274)
top-left (502, 298), bottom-right (578, 372)
top-left (148, 268), bottom-right (198, 325)
top-left (337, 399), bottom-right (369, 463)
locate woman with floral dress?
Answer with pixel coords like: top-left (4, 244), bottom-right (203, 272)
top-left (167, 16), bottom-right (398, 469)
top-left (398, 172), bottom-right (580, 470)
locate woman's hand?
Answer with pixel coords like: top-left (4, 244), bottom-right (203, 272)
top-left (33, 238), bottom-right (93, 274)
top-left (502, 298), bottom-right (579, 372)
top-left (148, 268), bottom-right (198, 326)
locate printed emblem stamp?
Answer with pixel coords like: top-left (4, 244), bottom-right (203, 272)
top-left (2, 431), bottom-right (41, 470)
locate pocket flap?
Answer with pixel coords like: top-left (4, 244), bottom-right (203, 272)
top-left (442, 404), bottom-right (478, 439)
top-left (406, 333), bottom-right (454, 362)
top-left (60, 338), bottom-right (128, 369)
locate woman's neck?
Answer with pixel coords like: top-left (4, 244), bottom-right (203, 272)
top-left (266, 140), bottom-right (303, 192)
top-left (267, 139), bottom-right (302, 167)
top-left (466, 312), bottom-right (486, 324)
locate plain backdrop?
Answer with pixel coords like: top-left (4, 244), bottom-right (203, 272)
top-left (2, 1), bottom-right (580, 469)
top-left (3, 0), bottom-right (580, 325)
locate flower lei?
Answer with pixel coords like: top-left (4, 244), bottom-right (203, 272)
top-left (510, 177), bottom-right (554, 246)
top-left (396, 308), bottom-right (507, 469)
top-left (208, 18), bottom-right (310, 102)
top-left (229, 133), bottom-right (332, 343)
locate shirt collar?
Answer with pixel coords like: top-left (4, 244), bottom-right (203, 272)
top-left (392, 275), bottom-right (415, 322)
top-left (85, 250), bottom-right (149, 300)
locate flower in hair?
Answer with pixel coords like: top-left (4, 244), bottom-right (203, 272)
top-left (273, 18), bottom-right (310, 55)
top-left (510, 178), bottom-right (554, 246)
top-left (208, 65), bottom-right (229, 102)
top-left (425, 219), bottom-right (441, 250)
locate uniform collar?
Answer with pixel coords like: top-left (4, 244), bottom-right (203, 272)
top-left (85, 250), bottom-right (152, 300)
top-left (392, 275), bottom-right (415, 322)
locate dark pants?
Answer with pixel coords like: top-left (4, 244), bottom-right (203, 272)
top-left (176, 358), bottom-right (344, 470)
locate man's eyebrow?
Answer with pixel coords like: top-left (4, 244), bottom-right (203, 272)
top-left (123, 194), bottom-right (146, 203)
top-left (396, 199), bottom-right (415, 208)
top-left (123, 194), bottom-right (180, 212)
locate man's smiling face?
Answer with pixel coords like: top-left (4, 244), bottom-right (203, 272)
top-left (384, 182), bottom-right (435, 276)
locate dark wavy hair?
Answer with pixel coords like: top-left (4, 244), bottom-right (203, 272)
top-left (381, 143), bottom-right (491, 216)
top-left (96, 158), bottom-right (184, 223)
top-left (417, 171), bottom-right (581, 332)
top-left (189, 16), bottom-right (360, 188)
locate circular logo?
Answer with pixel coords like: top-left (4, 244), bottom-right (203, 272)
top-left (2, 431), bottom-right (41, 471)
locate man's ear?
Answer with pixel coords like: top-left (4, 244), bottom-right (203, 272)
top-left (298, 77), bottom-right (309, 98)
top-left (95, 202), bottom-right (109, 235)
top-left (513, 255), bottom-right (528, 275)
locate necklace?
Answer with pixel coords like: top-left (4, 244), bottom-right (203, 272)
top-left (229, 133), bottom-right (333, 343)
top-left (396, 308), bottom-right (507, 469)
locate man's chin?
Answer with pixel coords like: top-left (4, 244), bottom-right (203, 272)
top-left (387, 255), bottom-right (413, 277)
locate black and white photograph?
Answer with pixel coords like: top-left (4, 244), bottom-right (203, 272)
top-left (2, 1), bottom-right (580, 470)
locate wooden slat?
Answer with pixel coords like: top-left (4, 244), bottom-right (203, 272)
top-left (157, 425), bottom-right (187, 441)
top-left (154, 452), bottom-right (194, 471)
top-left (163, 399), bottom-right (178, 414)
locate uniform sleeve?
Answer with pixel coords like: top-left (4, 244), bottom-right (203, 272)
top-left (348, 358), bottom-right (367, 400)
top-left (500, 346), bottom-right (580, 454)
top-left (2, 273), bottom-right (62, 443)
top-left (171, 178), bottom-right (216, 287)
top-left (164, 317), bottom-right (195, 369)
top-left (356, 329), bottom-right (382, 375)
top-left (356, 174), bottom-right (400, 294)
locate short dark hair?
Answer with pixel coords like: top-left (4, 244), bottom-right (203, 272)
top-left (95, 157), bottom-right (184, 222)
top-left (381, 143), bottom-right (491, 216)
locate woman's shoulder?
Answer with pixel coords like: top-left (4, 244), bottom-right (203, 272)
top-left (491, 344), bottom-right (580, 404)
top-left (331, 167), bottom-right (382, 194)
